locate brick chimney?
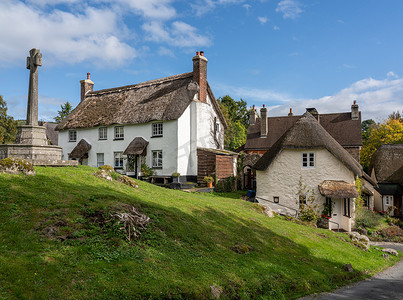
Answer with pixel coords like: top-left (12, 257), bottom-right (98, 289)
top-left (260, 104), bottom-right (268, 137)
top-left (288, 108), bottom-right (293, 116)
top-left (192, 51), bottom-right (208, 103)
top-left (351, 100), bottom-right (359, 120)
top-left (80, 72), bottom-right (94, 102)
top-left (249, 105), bottom-right (259, 125)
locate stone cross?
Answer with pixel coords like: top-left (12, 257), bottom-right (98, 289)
top-left (26, 48), bottom-right (42, 126)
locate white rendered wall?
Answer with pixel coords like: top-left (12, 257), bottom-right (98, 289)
top-left (59, 120), bottom-right (180, 176)
top-left (256, 148), bottom-right (356, 231)
top-left (177, 105), bottom-right (197, 176)
top-left (196, 94), bottom-right (224, 150)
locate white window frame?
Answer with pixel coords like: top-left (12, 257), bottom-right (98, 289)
top-left (384, 195), bottom-right (393, 206)
top-left (152, 122), bottom-right (163, 137)
top-left (114, 126), bottom-right (124, 140)
top-left (152, 150), bottom-right (163, 168)
top-left (97, 153), bottom-right (104, 168)
top-left (302, 152), bottom-right (315, 168)
top-left (99, 127), bottom-right (107, 140)
top-left (68, 130), bottom-right (77, 142)
top-left (114, 152), bottom-right (124, 168)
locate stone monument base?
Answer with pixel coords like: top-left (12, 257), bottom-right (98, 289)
top-left (0, 144), bottom-right (78, 167)
top-left (15, 125), bottom-right (48, 145)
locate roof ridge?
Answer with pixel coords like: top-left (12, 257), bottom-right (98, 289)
top-left (87, 72), bottom-right (193, 97)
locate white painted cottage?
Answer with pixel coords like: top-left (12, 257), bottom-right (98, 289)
top-left (56, 52), bottom-right (237, 183)
top-left (253, 112), bottom-right (366, 232)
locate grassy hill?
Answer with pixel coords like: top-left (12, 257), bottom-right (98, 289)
top-left (0, 166), bottom-right (399, 299)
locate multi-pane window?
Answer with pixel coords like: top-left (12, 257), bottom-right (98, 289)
top-left (99, 127), bottom-right (107, 140)
top-left (97, 153), bottom-right (104, 168)
top-left (302, 152), bottom-right (315, 168)
top-left (384, 195), bottom-right (393, 206)
top-left (152, 150), bottom-right (163, 168)
top-left (114, 152), bottom-right (124, 168)
top-left (68, 130), bottom-right (77, 142)
top-left (152, 123), bottom-right (163, 137)
top-left (114, 126), bottom-right (124, 140)
top-left (299, 194), bottom-right (307, 205)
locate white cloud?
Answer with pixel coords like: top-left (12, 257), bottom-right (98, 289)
top-left (276, 0), bottom-right (303, 19)
top-left (217, 73), bottom-right (403, 121)
top-left (273, 25), bottom-right (280, 30)
top-left (258, 16), bottom-right (268, 24)
top-left (191, 0), bottom-right (247, 16)
top-left (0, 1), bottom-right (136, 66)
top-left (243, 4), bottom-right (251, 11)
top-left (119, 0), bottom-right (176, 20)
top-left (342, 64), bottom-right (356, 69)
top-left (143, 21), bottom-right (211, 48)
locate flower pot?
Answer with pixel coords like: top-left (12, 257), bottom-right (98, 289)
top-left (207, 182), bottom-right (213, 188)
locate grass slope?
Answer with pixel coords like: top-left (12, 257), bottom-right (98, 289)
top-left (0, 166), bottom-right (399, 299)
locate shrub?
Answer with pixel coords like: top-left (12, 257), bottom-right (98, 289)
top-left (141, 163), bottom-right (154, 178)
top-left (214, 177), bottom-right (236, 192)
top-left (171, 172), bottom-right (180, 178)
top-left (203, 176), bottom-right (214, 183)
top-left (355, 209), bottom-right (382, 229)
top-left (298, 204), bottom-right (319, 223)
top-left (377, 226), bottom-right (403, 242)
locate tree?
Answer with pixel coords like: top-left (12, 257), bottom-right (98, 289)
top-left (360, 117), bottom-right (403, 171)
top-left (217, 95), bottom-right (249, 150)
top-left (361, 119), bottom-right (375, 143)
top-left (388, 110), bottom-right (402, 122)
top-left (0, 95), bottom-right (17, 144)
top-left (54, 101), bottom-right (73, 123)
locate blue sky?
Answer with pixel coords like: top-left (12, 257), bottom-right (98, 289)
top-left (0, 0), bottom-right (402, 122)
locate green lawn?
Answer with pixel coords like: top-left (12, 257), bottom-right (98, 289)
top-left (0, 166), bottom-right (399, 299)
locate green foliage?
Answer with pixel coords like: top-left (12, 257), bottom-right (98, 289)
top-left (203, 176), bottom-right (214, 183)
top-left (296, 177), bottom-right (320, 223)
top-left (361, 119), bottom-right (375, 143)
top-left (54, 101), bottom-right (73, 123)
top-left (355, 209), bottom-right (382, 229)
top-left (141, 163), bottom-right (154, 177)
top-left (171, 172), bottom-right (180, 178)
top-left (214, 176), bottom-right (236, 192)
top-left (0, 95), bottom-right (17, 144)
top-left (217, 95), bottom-right (248, 151)
top-left (0, 158), bottom-right (34, 174)
top-left (360, 117), bottom-right (403, 171)
top-left (354, 178), bottom-right (364, 210)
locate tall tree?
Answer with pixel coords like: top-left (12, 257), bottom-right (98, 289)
top-left (54, 101), bottom-right (73, 123)
top-left (361, 119), bottom-right (375, 143)
top-left (0, 95), bottom-right (17, 144)
top-left (360, 116), bottom-right (403, 171)
top-left (217, 95), bottom-right (249, 151)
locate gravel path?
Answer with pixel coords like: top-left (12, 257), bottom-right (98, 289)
top-left (300, 242), bottom-right (403, 300)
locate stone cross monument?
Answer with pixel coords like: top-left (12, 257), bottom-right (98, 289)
top-left (15, 48), bottom-right (47, 146)
top-left (26, 48), bottom-right (42, 126)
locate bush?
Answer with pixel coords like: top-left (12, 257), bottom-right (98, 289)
top-left (298, 204), bottom-right (319, 223)
top-left (355, 209), bottom-right (382, 229)
top-left (214, 177), bottom-right (236, 192)
top-left (377, 226), bottom-right (403, 242)
top-left (141, 163), bottom-right (154, 178)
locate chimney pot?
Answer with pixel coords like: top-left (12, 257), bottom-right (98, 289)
top-left (263, 104), bottom-right (265, 108)
top-left (196, 51), bottom-right (200, 55)
top-left (200, 51), bottom-right (204, 56)
top-left (87, 72), bottom-right (90, 80)
top-left (288, 108), bottom-right (293, 116)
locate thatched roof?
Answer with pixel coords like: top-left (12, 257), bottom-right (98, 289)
top-left (123, 137), bottom-right (148, 156)
top-left (318, 180), bottom-right (359, 198)
top-left (243, 153), bottom-right (262, 167)
top-left (69, 139), bottom-right (91, 159)
top-left (254, 112), bottom-right (363, 176)
top-left (245, 111), bottom-right (361, 150)
top-left (56, 73), bottom-right (226, 131)
top-left (369, 144), bottom-right (403, 184)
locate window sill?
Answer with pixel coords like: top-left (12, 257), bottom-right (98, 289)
top-left (151, 135), bottom-right (163, 138)
top-left (113, 138), bottom-right (124, 141)
top-left (99, 138), bottom-right (107, 141)
top-left (68, 141), bottom-right (77, 143)
top-left (152, 167), bottom-right (163, 169)
top-left (114, 167), bottom-right (123, 170)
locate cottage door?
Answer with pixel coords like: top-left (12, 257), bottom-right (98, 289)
top-left (330, 198), bottom-right (343, 231)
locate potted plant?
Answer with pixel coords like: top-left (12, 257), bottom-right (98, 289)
top-left (203, 176), bottom-right (214, 188)
top-left (172, 172), bottom-right (180, 183)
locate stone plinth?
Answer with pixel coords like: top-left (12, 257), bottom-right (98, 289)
top-left (15, 125), bottom-right (48, 146)
top-left (0, 144), bottom-right (62, 161)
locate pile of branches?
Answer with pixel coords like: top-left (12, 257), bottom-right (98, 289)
top-left (111, 206), bottom-right (150, 241)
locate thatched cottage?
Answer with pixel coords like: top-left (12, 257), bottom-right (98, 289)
top-left (242, 102), bottom-right (363, 190)
top-left (370, 144), bottom-right (403, 216)
top-left (253, 112), bottom-right (373, 232)
top-left (56, 52), bottom-right (237, 184)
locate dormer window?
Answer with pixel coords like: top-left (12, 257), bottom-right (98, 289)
top-left (99, 127), bottom-right (107, 140)
top-left (152, 123), bottom-right (163, 137)
top-left (302, 152), bottom-right (315, 168)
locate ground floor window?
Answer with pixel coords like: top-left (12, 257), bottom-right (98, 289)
top-left (343, 198), bottom-right (351, 218)
top-left (299, 194), bottom-right (307, 205)
top-left (114, 152), bottom-right (124, 168)
top-left (325, 197), bottom-right (332, 217)
top-left (152, 150), bottom-right (162, 168)
top-left (97, 153), bottom-right (104, 167)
